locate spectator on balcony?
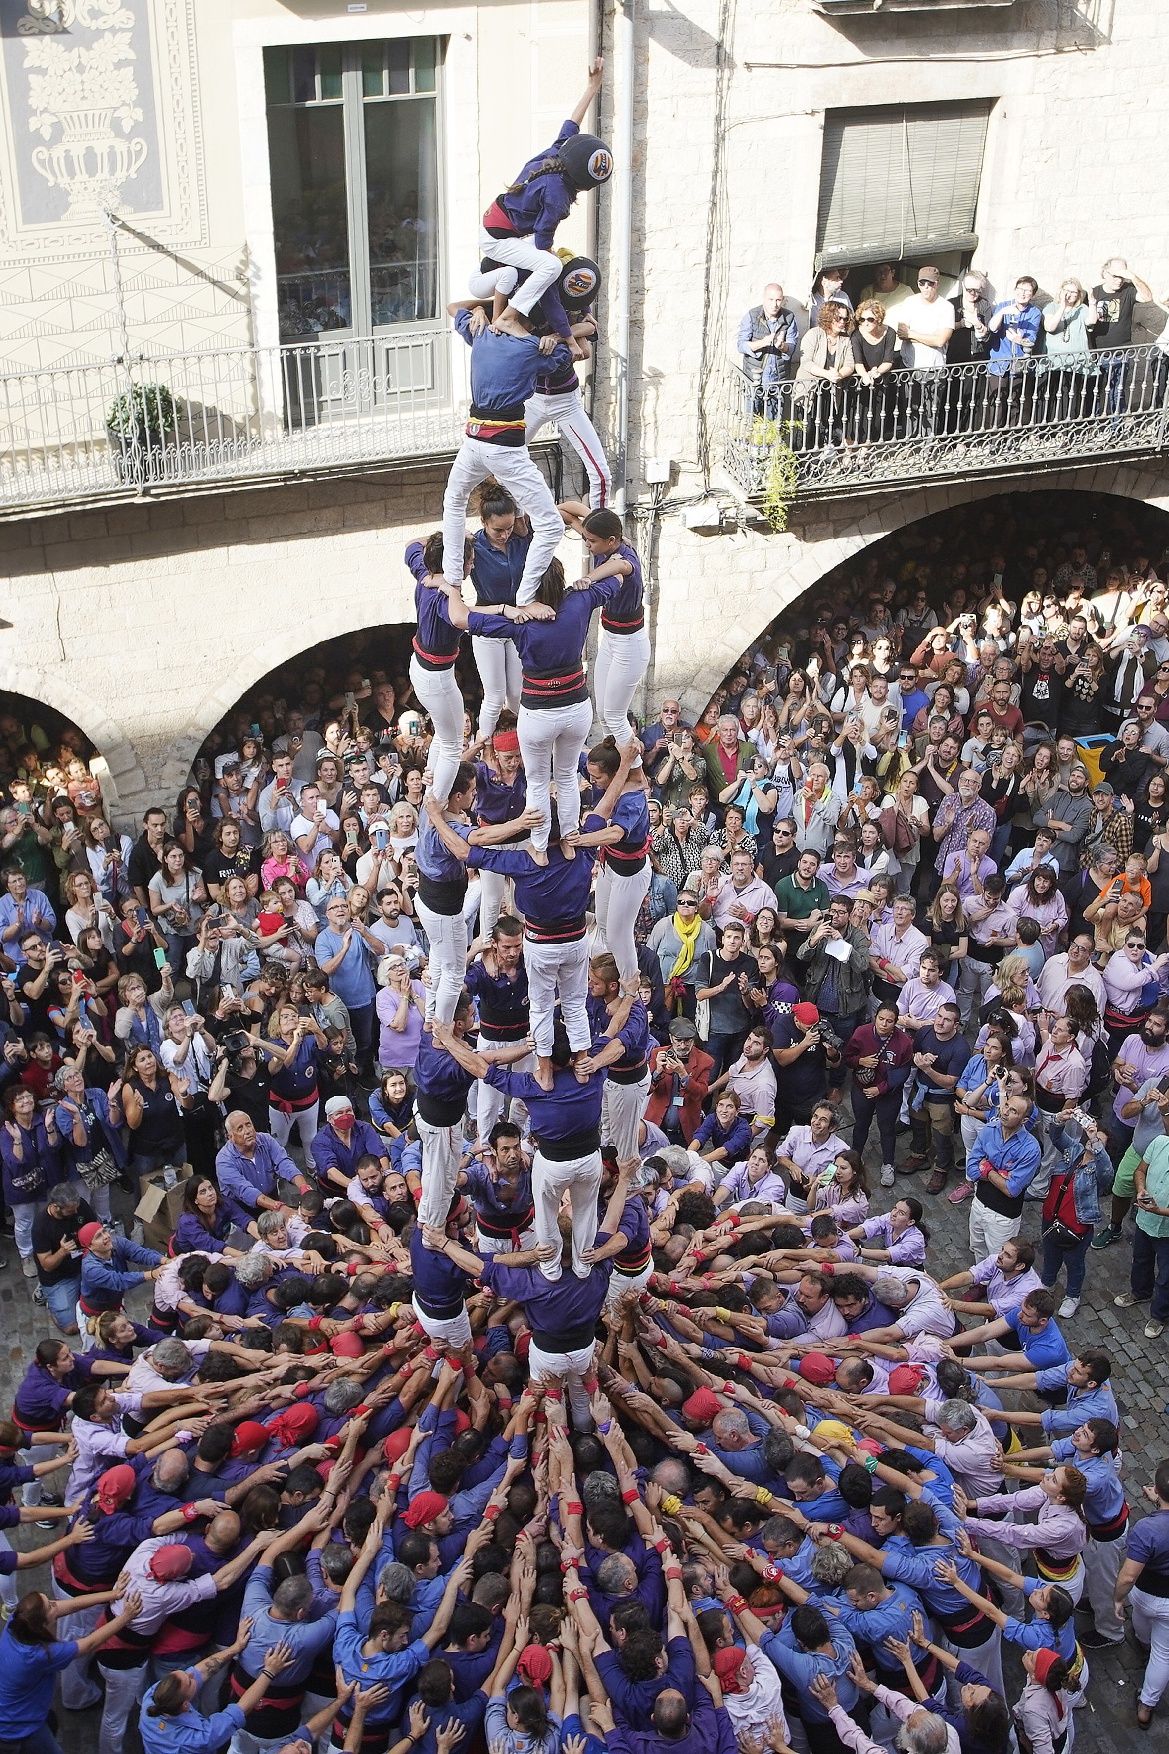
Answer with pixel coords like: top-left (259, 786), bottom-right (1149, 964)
top-left (949, 268), bottom-right (994, 364)
top-left (737, 283), bottom-right (799, 413)
top-left (849, 300), bottom-right (897, 444)
top-left (810, 265), bottom-right (853, 326)
top-left (1042, 279), bottom-right (1098, 420)
top-left (857, 263), bottom-right (913, 315)
top-left (794, 302), bottom-right (855, 450)
top-left (1089, 256), bottom-right (1155, 413)
top-left (895, 266), bottom-right (955, 437)
top-left (986, 277), bottom-right (1044, 428)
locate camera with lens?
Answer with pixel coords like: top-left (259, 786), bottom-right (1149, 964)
top-left (219, 1029), bottom-right (250, 1059)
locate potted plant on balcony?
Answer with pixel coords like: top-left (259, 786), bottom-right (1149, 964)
top-left (106, 383), bottom-right (180, 483)
top-left (750, 415), bottom-right (801, 533)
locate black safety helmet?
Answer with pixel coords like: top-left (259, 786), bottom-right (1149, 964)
top-left (559, 133), bottom-right (614, 190)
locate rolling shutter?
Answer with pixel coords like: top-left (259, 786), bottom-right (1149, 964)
top-left (816, 101), bottom-right (992, 269)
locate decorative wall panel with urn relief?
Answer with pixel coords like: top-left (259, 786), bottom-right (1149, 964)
top-left (0, 0), bottom-right (242, 371)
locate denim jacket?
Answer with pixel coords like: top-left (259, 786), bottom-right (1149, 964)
top-left (1046, 1122), bottom-right (1113, 1226)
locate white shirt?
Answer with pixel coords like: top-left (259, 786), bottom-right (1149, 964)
top-left (1035, 954), bottom-right (1105, 1016)
top-left (897, 293), bottom-right (954, 368)
top-left (126, 1337), bottom-right (212, 1394)
top-left (879, 1265), bottom-right (955, 1338)
top-left (924, 1398), bottom-right (1002, 1496)
top-left (66, 1392), bottom-right (145, 1503)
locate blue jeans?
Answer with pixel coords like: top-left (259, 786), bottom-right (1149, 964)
top-left (1131, 1225), bottom-right (1169, 1320)
top-left (1040, 1229), bottom-right (1092, 1300)
top-left (6, 1729), bottom-right (64, 1754)
top-left (42, 1275), bottom-right (81, 1333)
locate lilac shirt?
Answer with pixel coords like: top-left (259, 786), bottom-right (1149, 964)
top-left (857, 1214), bottom-right (926, 1266)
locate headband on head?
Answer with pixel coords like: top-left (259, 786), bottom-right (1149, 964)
top-left (492, 729), bottom-right (521, 753)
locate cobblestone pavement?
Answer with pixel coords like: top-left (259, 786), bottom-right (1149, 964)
top-left (0, 1113), bottom-right (1165, 1753)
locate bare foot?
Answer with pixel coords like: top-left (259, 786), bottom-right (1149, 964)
top-left (492, 308), bottom-right (528, 338)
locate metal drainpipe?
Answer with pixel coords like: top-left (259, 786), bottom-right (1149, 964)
top-left (609, 0), bottom-right (635, 513)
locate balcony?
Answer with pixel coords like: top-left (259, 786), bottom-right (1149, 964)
top-left (811, 0), bottom-right (1019, 13)
top-left (723, 347), bottom-right (1169, 509)
top-left (0, 328), bottom-right (467, 518)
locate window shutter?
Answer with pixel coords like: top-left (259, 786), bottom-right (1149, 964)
top-left (816, 101), bottom-right (991, 269)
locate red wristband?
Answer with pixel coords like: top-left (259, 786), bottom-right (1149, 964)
top-left (565, 1500), bottom-right (584, 1516)
top-left (737, 1354), bottom-right (754, 1373)
top-left (307, 1314), bottom-right (324, 1332)
top-left (484, 1504), bottom-right (501, 1522)
top-left (820, 1262), bottom-right (835, 1277)
top-left (621, 1487), bottom-right (639, 1505)
top-left (181, 1502), bottom-right (199, 1523)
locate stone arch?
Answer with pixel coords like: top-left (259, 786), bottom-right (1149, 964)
top-left (160, 594), bottom-right (417, 795)
top-left (0, 655), bottom-right (150, 822)
top-left (680, 463), bottom-right (1169, 718)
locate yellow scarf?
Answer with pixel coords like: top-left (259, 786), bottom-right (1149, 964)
top-left (668, 908), bottom-right (703, 981)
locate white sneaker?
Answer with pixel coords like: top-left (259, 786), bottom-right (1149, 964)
top-left (1058, 1297), bottom-right (1080, 1319)
top-left (1145, 1318), bottom-right (1165, 1339)
top-left (880, 1164), bottom-right (896, 1188)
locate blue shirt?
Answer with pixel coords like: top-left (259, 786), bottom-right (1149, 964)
top-left (80, 1236), bottom-right (162, 1311)
top-left (237, 1564), bottom-right (337, 1685)
top-left (1050, 1439), bottom-right (1125, 1527)
top-left (966, 1117), bottom-right (1042, 1195)
top-left (405, 542), bottom-right (462, 667)
top-left (215, 1133), bottom-right (299, 1226)
top-left (469, 834), bottom-right (598, 926)
top-left (470, 528), bottom-right (530, 607)
top-left (1035, 1368), bottom-right (1118, 1434)
top-left (1005, 1311), bottom-right (1071, 1370)
top-left (0, 889), bottom-right (56, 965)
top-left (486, 1063), bottom-right (604, 1147)
top-left (455, 309), bottom-right (573, 411)
top-left (988, 299), bottom-right (1044, 374)
top-left (468, 580), bottom-right (620, 697)
top-left (0, 1629), bottom-right (79, 1737)
top-left (758, 1621), bottom-right (858, 1723)
top-left (480, 1249), bottom-right (611, 1340)
top-left (139, 1692), bottom-right (244, 1754)
top-left (473, 759), bottom-right (527, 827)
top-left (309, 1119), bottom-right (386, 1190)
top-left (315, 927), bottom-right (376, 1009)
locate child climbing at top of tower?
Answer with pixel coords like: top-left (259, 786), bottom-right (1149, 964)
top-left (480, 55), bottom-right (612, 343)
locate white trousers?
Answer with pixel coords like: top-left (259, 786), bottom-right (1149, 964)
top-left (411, 1294), bottom-right (473, 1350)
top-left (526, 935), bottom-right (590, 1055)
top-left (476, 868), bottom-right (510, 939)
top-left (98, 1659), bottom-right (149, 1754)
top-left (532, 1147), bottom-right (601, 1278)
top-left (528, 1337), bottom-right (597, 1427)
top-left (467, 262), bottom-right (519, 301)
top-left (441, 435), bottom-right (563, 604)
top-left (476, 1223), bottom-right (538, 1258)
top-left (969, 1198), bottom-right (1021, 1261)
top-left (417, 1113), bottom-right (466, 1229)
top-left (593, 860), bottom-right (651, 983)
top-left (526, 389), bottom-right (613, 509)
top-left (472, 636), bottom-right (524, 738)
top-left (606, 1259), bottom-right (654, 1311)
top-left (593, 627), bottom-right (651, 749)
top-left (937, 1623), bottom-right (1004, 1701)
top-left (519, 698), bottom-right (593, 851)
top-left (1132, 1585), bottom-right (1169, 1707)
top-left (475, 1044), bottom-right (534, 1137)
top-left (408, 654), bottom-right (465, 806)
top-left (477, 228), bottom-right (562, 321)
top-left (20, 1440), bottom-right (59, 1506)
top-left (52, 1587), bottom-right (103, 1706)
top-left (415, 898), bottom-right (469, 1025)
top-left (601, 1071), bottom-right (651, 1163)
top-left (267, 1102), bottom-right (318, 1157)
top-left (1083, 1535), bottom-right (1125, 1642)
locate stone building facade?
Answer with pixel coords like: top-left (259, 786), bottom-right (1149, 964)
top-left (0, 0), bottom-right (1166, 819)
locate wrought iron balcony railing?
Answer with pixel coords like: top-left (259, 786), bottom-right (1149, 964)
top-left (724, 345), bottom-right (1169, 505)
top-left (0, 327), bottom-right (466, 515)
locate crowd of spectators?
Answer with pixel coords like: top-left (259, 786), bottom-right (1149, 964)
top-left (736, 257), bottom-right (1169, 448)
top-left (2, 509), bottom-right (1169, 1754)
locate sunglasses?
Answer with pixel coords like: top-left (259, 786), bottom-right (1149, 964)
top-left (917, 278), bottom-right (938, 287)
